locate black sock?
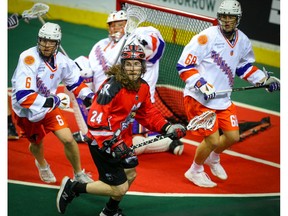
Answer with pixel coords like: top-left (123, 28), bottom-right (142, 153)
top-left (8, 115), bottom-right (13, 124)
top-left (72, 182), bottom-right (87, 194)
top-left (106, 197), bottom-right (120, 210)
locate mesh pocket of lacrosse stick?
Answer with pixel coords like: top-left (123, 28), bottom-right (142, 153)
top-left (187, 111), bottom-right (216, 131)
top-left (124, 5), bottom-right (147, 35)
top-left (22, 3), bottom-right (49, 20)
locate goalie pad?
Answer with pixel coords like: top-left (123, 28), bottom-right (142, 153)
top-left (132, 135), bottom-right (172, 155)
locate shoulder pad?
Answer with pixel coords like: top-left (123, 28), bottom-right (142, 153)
top-left (97, 77), bottom-right (122, 105)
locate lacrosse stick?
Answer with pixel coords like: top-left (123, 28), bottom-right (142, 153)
top-left (132, 111), bottom-right (216, 150)
top-left (114, 4), bottom-right (147, 64)
top-left (21, 3), bottom-right (49, 20)
top-left (215, 84), bottom-right (271, 94)
top-left (187, 111), bottom-right (216, 131)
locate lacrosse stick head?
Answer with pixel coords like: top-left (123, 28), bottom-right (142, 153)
top-left (22, 3), bottom-right (49, 20)
top-left (124, 5), bottom-right (147, 35)
top-left (187, 111), bottom-right (216, 131)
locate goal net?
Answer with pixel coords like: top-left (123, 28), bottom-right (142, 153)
top-left (116, 0), bottom-right (217, 125)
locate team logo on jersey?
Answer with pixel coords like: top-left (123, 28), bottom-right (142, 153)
top-left (24, 55), bottom-right (35, 65)
top-left (50, 74), bottom-right (54, 79)
top-left (230, 50), bottom-right (234, 56)
top-left (198, 35), bottom-right (208, 45)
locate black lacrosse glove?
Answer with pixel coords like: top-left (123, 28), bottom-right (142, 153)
top-left (111, 140), bottom-right (132, 159)
top-left (162, 123), bottom-right (186, 140)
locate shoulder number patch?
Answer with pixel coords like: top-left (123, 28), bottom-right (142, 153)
top-left (198, 35), bottom-right (208, 45)
top-left (24, 55), bottom-right (35, 65)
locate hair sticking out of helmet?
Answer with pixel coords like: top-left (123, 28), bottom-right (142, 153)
top-left (217, 0), bottom-right (242, 27)
top-left (107, 10), bottom-right (127, 23)
top-left (121, 41), bottom-right (146, 62)
top-left (38, 22), bottom-right (62, 42)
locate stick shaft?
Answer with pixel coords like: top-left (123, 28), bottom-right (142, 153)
top-left (216, 85), bottom-right (269, 94)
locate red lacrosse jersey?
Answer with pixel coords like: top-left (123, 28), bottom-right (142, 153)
top-left (86, 76), bottom-right (168, 148)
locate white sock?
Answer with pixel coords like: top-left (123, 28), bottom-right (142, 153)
top-left (190, 162), bottom-right (204, 173)
top-left (210, 151), bottom-right (220, 162)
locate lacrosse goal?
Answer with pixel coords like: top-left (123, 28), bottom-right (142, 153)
top-left (116, 0), bottom-right (217, 124)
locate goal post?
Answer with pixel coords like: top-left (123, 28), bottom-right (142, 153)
top-left (116, 0), bottom-right (217, 124)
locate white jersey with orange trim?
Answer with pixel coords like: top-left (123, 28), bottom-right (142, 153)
top-left (177, 26), bottom-right (266, 110)
top-left (88, 26), bottom-right (165, 103)
top-left (11, 46), bottom-right (93, 122)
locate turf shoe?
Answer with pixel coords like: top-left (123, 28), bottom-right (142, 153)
top-left (184, 170), bottom-right (217, 188)
top-left (99, 206), bottom-right (124, 216)
top-left (35, 160), bottom-right (56, 183)
top-left (204, 156), bottom-right (228, 180)
top-left (73, 169), bottom-right (93, 183)
top-left (56, 176), bottom-right (78, 214)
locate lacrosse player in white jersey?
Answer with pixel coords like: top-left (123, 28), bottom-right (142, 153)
top-left (177, 0), bottom-right (280, 187)
top-left (74, 10), bottom-right (184, 155)
top-left (11, 22), bottom-right (95, 184)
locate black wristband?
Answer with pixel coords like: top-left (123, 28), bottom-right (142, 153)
top-left (161, 123), bottom-right (171, 133)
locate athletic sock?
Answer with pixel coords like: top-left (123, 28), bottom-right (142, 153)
top-left (72, 182), bottom-right (87, 194)
top-left (190, 162), bottom-right (204, 173)
top-left (106, 197), bottom-right (120, 210)
top-left (210, 151), bottom-right (220, 162)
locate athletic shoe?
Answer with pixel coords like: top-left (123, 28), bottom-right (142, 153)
top-left (73, 169), bottom-right (93, 183)
top-left (204, 156), bottom-right (228, 180)
top-left (184, 170), bottom-right (217, 188)
top-left (72, 131), bottom-right (86, 143)
top-left (168, 139), bottom-right (184, 155)
top-left (8, 122), bottom-right (19, 140)
top-left (56, 176), bottom-right (78, 214)
top-left (35, 160), bottom-right (56, 183)
top-left (99, 206), bottom-right (124, 216)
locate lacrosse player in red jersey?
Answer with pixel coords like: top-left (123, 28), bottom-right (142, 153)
top-left (177, 0), bottom-right (280, 187)
top-left (73, 9), bottom-right (185, 156)
top-left (56, 40), bottom-right (186, 216)
top-left (11, 22), bottom-right (94, 184)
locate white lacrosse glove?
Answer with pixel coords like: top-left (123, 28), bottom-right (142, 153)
top-left (194, 77), bottom-right (216, 100)
top-left (162, 123), bottom-right (186, 140)
top-left (8, 14), bottom-right (19, 30)
top-left (259, 67), bottom-right (280, 92)
top-left (56, 93), bottom-right (70, 109)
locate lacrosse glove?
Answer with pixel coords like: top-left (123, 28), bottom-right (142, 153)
top-left (194, 77), bottom-right (216, 100)
top-left (162, 123), bottom-right (186, 140)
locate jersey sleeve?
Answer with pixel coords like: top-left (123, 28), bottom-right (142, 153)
top-left (235, 37), bottom-right (266, 85)
top-left (176, 31), bottom-right (211, 87)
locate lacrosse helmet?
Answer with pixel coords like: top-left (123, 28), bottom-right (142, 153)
top-left (121, 40), bottom-right (146, 77)
top-left (37, 22), bottom-right (61, 59)
top-left (107, 10), bottom-right (127, 23)
top-left (217, 0), bottom-right (242, 27)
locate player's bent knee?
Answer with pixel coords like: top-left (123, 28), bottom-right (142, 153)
top-left (113, 182), bottom-right (129, 197)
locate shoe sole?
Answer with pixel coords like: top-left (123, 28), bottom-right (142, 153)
top-left (56, 176), bottom-right (70, 214)
top-left (184, 171), bottom-right (217, 188)
top-left (210, 169), bottom-right (228, 180)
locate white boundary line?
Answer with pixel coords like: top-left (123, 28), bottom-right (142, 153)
top-left (8, 179), bottom-right (280, 197)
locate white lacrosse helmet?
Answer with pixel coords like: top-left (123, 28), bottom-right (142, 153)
top-left (107, 10), bottom-right (127, 23)
top-left (38, 22), bottom-right (62, 41)
top-left (217, 0), bottom-right (242, 26)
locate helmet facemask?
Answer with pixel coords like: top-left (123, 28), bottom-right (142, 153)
top-left (107, 10), bottom-right (127, 43)
top-left (217, 0), bottom-right (242, 37)
top-left (37, 22), bottom-right (62, 60)
top-left (118, 41), bottom-right (146, 91)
